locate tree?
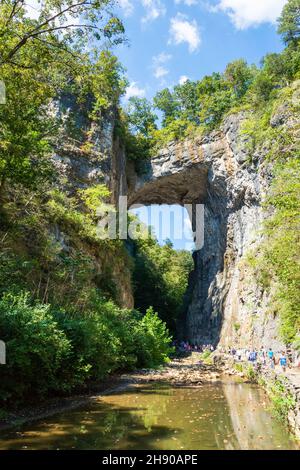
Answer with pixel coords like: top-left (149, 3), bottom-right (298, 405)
top-left (224, 59), bottom-right (256, 99)
top-left (153, 88), bottom-right (179, 127)
top-left (278, 0), bottom-right (300, 46)
top-left (197, 73), bottom-right (233, 129)
top-left (248, 71), bottom-right (275, 106)
top-left (0, 1), bottom-right (125, 69)
top-left (173, 80), bottom-right (199, 124)
top-left (126, 97), bottom-right (157, 136)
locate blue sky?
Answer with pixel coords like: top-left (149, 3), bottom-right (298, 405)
top-left (130, 205), bottom-right (195, 251)
top-left (114, 0), bottom-right (287, 101)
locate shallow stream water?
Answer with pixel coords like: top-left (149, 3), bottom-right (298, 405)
top-left (0, 382), bottom-right (298, 450)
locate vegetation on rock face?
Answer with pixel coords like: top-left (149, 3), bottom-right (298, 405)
top-left (248, 156), bottom-right (300, 345)
top-left (123, 0), bottom-right (300, 346)
top-left (259, 375), bottom-right (297, 423)
top-left (123, 0), bottom-right (299, 157)
top-left (0, 1), bottom-right (176, 406)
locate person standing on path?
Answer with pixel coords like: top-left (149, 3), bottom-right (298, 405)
top-left (279, 352), bottom-right (287, 373)
top-left (268, 348), bottom-right (274, 368)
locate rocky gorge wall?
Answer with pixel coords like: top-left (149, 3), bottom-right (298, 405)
top-left (127, 112), bottom-right (290, 350)
top-left (51, 93), bottom-right (297, 350)
top-left (49, 95), bottom-right (134, 308)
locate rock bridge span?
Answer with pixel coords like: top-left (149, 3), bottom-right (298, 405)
top-left (126, 114), bottom-right (266, 345)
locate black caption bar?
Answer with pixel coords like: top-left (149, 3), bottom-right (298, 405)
top-left (0, 450), bottom-right (299, 467)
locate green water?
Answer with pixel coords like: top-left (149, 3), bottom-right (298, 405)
top-left (0, 382), bottom-right (298, 450)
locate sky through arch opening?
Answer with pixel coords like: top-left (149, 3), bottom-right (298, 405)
top-left (129, 204), bottom-right (195, 251)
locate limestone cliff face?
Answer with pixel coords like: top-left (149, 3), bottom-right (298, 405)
top-left (50, 96), bottom-right (133, 309)
top-left (52, 93), bottom-right (295, 349)
top-left (127, 112), bottom-right (286, 349)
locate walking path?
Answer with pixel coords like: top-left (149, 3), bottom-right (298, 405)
top-left (122, 354), bottom-right (221, 386)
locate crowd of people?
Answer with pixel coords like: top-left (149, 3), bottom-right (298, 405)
top-left (174, 341), bottom-right (215, 353)
top-left (173, 339), bottom-right (300, 374)
top-left (225, 346), bottom-right (300, 373)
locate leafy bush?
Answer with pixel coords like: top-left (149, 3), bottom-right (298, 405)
top-left (134, 307), bottom-right (174, 368)
top-left (0, 293), bottom-right (71, 402)
top-left (0, 294), bottom-right (173, 405)
top-left (267, 377), bottom-right (296, 422)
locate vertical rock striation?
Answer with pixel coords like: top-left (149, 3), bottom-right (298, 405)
top-left (127, 112), bottom-right (285, 349)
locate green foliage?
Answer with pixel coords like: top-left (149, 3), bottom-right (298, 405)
top-left (0, 2), bottom-right (126, 192)
top-left (153, 88), bottom-right (180, 126)
top-left (262, 158), bottom-right (300, 343)
top-left (86, 51), bottom-right (127, 117)
top-left (134, 307), bottom-right (174, 368)
top-left (0, 183), bottom-right (131, 309)
top-left (132, 235), bottom-right (193, 333)
top-left (234, 363), bottom-right (244, 373)
top-left (148, 63), bottom-right (257, 149)
top-left (266, 377), bottom-right (296, 422)
top-left (224, 59), bottom-right (257, 99)
top-left (0, 293), bottom-right (173, 404)
top-left (247, 157), bottom-right (300, 344)
top-left (0, 293), bottom-right (72, 402)
top-left (151, 119), bottom-right (198, 149)
top-left (245, 365), bottom-right (257, 381)
top-left (78, 184), bottom-right (111, 218)
top-left (278, 0), bottom-right (300, 46)
top-left (200, 350), bottom-right (213, 365)
top-left (126, 97), bottom-right (157, 136)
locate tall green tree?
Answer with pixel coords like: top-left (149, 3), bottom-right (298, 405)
top-left (224, 59), bottom-right (256, 99)
top-left (173, 80), bottom-right (199, 124)
top-left (126, 97), bottom-right (157, 136)
top-left (278, 0), bottom-right (300, 46)
top-left (153, 88), bottom-right (179, 126)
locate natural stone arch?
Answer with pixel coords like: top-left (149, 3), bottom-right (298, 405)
top-left (125, 114), bottom-right (269, 347)
top-left (126, 131), bottom-right (233, 345)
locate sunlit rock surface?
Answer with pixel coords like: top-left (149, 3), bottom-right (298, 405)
top-left (52, 96), bottom-right (297, 349)
top-left (127, 113), bottom-right (284, 349)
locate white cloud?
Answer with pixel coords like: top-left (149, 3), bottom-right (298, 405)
top-left (118, 0), bottom-right (134, 17)
top-left (141, 0), bottom-right (166, 23)
top-left (179, 75), bottom-right (189, 85)
top-left (175, 0), bottom-right (198, 6)
top-left (154, 52), bottom-right (173, 63)
top-left (154, 66), bottom-right (169, 79)
top-left (214, 0), bottom-right (288, 30)
top-left (152, 52), bottom-right (172, 80)
top-left (125, 82), bottom-right (146, 100)
top-left (169, 14), bottom-right (201, 53)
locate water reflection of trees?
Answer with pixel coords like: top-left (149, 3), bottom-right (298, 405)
top-left (0, 383), bottom-right (297, 450)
